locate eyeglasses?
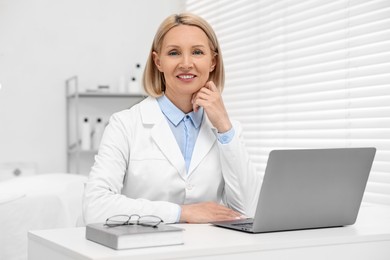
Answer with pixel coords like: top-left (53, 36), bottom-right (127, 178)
top-left (105, 214), bottom-right (163, 228)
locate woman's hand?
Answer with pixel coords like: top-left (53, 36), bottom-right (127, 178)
top-left (180, 201), bottom-right (243, 223)
top-left (192, 81), bottom-right (232, 133)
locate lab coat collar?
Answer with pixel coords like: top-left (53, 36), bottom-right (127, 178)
top-left (139, 96), bottom-right (163, 124)
top-left (140, 96), bottom-right (217, 179)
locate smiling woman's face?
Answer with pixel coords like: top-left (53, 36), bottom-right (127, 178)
top-left (153, 25), bottom-right (216, 101)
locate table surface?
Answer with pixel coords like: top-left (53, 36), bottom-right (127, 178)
top-left (29, 204), bottom-right (390, 260)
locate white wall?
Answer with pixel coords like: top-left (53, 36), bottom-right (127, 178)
top-left (0, 0), bottom-right (184, 174)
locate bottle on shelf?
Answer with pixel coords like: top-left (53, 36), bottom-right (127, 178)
top-left (127, 63), bottom-right (144, 94)
top-left (81, 117), bottom-right (91, 151)
top-left (92, 117), bottom-right (104, 151)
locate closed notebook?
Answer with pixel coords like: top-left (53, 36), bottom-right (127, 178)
top-left (86, 223), bottom-right (184, 250)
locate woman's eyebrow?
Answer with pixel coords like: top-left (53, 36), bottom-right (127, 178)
top-left (165, 45), bottom-right (180, 49)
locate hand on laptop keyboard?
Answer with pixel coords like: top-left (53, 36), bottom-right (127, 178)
top-left (180, 202), bottom-right (245, 223)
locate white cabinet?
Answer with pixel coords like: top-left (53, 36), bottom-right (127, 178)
top-left (66, 76), bottom-right (144, 174)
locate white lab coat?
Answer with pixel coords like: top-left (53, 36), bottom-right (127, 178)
top-left (83, 96), bottom-right (261, 224)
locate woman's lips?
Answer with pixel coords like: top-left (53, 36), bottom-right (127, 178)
top-left (177, 74), bottom-right (196, 82)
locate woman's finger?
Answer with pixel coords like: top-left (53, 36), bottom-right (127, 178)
top-left (205, 81), bottom-right (219, 92)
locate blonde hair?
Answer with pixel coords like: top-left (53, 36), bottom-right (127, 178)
top-left (143, 13), bottom-right (225, 97)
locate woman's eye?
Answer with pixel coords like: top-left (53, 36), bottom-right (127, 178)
top-left (168, 50), bottom-right (180, 56)
top-left (193, 49), bottom-right (204, 55)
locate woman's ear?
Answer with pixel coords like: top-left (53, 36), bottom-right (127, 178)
top-left (210, 55), bottom-right (217, 72)
top-left (152, 51), bottom-right (163, 72)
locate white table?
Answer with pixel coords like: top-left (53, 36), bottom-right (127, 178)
top-left (28, 205), bottom-right (390, 260)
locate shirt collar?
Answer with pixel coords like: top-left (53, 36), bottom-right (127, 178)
top-left (157, 94), bottom-right (203, 128)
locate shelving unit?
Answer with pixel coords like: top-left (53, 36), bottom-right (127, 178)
top-left (65, 76), bottom-right (145, 174)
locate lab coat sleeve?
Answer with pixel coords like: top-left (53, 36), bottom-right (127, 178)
top-left (218, 120), bottom-right (262, 217)
top-left (82, 112), bottom-right (180, 224)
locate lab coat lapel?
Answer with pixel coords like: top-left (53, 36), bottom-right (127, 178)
top-left (141, 97), bottom-right (186, 180)
top-left (188, 115), bottom-right (217, 176)
top-left (151, 120), bottom-right (187, 180)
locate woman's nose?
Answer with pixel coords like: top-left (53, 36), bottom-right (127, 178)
top-left (179, 53), bottom-right (193, 70)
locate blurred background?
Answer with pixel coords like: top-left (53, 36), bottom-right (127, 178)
top-left (0, 0), bottom-right (184, 174)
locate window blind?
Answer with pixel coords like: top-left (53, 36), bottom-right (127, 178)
top-left (186, 0), bottom-right (390, 206)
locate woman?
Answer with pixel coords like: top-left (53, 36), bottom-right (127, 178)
top-left (83, 13), bottom-right (261, 224)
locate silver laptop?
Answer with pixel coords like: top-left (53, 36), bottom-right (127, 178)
top-left (211, 147), bottom-right (376, 233)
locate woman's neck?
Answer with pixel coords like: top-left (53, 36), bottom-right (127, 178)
top-left (164, 92), bottom-right (193, 114)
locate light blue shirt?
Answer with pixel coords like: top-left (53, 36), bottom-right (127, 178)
top-left (157, 95), bottom-right (235, 223)
top-left (157, 95), bottom-right (202, 173)
top-left (157, 95), bottom-right (235, 173)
